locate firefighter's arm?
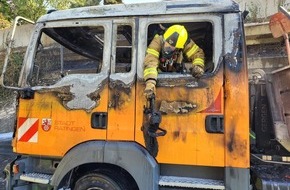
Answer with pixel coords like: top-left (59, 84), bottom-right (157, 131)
top-left (143, 37), bottom-right (162, 97)
top-left (144, 55), bottom-right (158, 98)
top-left (183, 39), bottom-right (205, 78)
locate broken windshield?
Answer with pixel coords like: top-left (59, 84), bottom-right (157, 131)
top-left (43, 26), bottom-right (105, 61)
top-left (29, 26), bottom-right (105, 86)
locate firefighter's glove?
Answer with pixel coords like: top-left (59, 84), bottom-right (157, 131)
top-left (144, 80), bottom-right (156, 99)
top-left (191, 65), bottom-right (204, 78)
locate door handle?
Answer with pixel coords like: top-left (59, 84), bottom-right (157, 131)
top-left (205, 115), bottom-right (224, 133)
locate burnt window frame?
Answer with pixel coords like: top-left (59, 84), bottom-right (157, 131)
top-left (22, 20), bottom-right (112, 88)
top-left (137, 14), bottom-right (223, 82)
top-left (111, 23), bottom-right (133, 74)
top-left (109, 19), bottom-right (136, 85)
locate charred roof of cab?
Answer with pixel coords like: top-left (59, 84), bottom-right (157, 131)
top-left (38, 0), bottom-right (239, 23)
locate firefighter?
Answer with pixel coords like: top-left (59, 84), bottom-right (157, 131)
top-left (143, 24), bottom-right (205, 98)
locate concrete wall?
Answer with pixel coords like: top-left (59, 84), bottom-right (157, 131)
top-left (0, 24), bottom-right (34, 52)
top-left (1, 0), bottom-right (289, 51)
top-left (236, 0), bottom-right (290, 20)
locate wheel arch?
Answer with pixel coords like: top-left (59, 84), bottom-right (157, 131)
top-left (50, 141), bottom-right (159, 190)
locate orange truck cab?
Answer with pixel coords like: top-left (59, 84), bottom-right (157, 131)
top-left (1, 0), bottom-right (252, 189)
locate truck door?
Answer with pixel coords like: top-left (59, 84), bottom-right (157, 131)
top-left (14, 20), bottom-right (112, 156)
top-left (135, 15), bottom-right (225, 167)
top-left (107, 19), bottom-right (137, 140)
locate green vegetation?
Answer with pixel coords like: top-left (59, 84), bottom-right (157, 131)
top-left (245, 2), bottom-right (263, 23)
top-left (0, 32), bottom-right (24, 104)
top-left (0, 0), bottom-right (103, 29)
top-left (4, 51), bottom-right (24, 86)
top-left (0, 50), bottom-right (24, 104)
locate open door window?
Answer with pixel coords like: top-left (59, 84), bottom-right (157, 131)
top-left (147, 21), bottom-right (215, 82)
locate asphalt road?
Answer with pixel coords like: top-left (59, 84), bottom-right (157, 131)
top-left (0, 154), bottom-right (15, 190)
top-left (0, 133), bottom-right (15, 190)
top-left (0, 103), bottom-right (16, 190)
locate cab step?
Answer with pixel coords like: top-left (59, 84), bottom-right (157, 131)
top-left (159, 176), bottom-right (225, 189)
top-left (20, 172), bottom-right (52, 184)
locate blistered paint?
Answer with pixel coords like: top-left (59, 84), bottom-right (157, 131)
top-left (159, 101), bottom-right (197, 114)
top-left (109, 80), bottom-right (133, 109)
top-left (224, 13), bottom-right (243, 72)
top-left (110, 73), bottom-right (135, 87)
top-left (37, 0), bottom-right (238, 23)
top-left (32, 74), bottom-right (107, 111)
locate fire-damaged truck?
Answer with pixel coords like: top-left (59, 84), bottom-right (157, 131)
top-left (1, 0), bottom-right (290, 189)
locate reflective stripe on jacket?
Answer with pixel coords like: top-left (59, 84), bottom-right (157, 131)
top-left (143, 35), bottom-right (205, 81)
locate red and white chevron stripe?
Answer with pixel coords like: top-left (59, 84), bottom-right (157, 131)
top-left (18, 117), bottom-right (39, 142)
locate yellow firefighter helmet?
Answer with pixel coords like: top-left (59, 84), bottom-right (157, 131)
top-left (163, 25), bottom-right (188, 49)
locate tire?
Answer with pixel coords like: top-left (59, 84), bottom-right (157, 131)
top-left (74, 172), bottom-right (124, 190)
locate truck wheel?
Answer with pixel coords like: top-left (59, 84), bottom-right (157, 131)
top-left (74, 172), bottom-right (125, 190)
